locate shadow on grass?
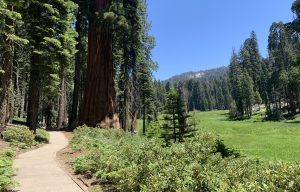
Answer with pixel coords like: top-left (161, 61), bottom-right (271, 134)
top-left (285, 121), bottom-right (300, 124)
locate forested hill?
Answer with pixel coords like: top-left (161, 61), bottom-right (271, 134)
top-left (163, 66), bottom-right (228, 85)
top-left (158, 66), bottom-right (231, 112)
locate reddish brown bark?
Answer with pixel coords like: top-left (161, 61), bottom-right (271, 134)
top-left (79, 0), bottom-right (119, 128)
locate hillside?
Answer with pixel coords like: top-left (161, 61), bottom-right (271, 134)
top-left (164, 66), bottom-right (228, 84)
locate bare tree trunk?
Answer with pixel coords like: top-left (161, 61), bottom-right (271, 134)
top-left (288, 89), bottom-right (296, 115)
top-left (7, 74), bottom-right (14, 123)
top-left (79, 0), bottom-right (119, 128)
top-left (45, 102), bottom-right (53, 130)
top-left (0, 6), bottom-right (14, 132)
top-left (23, 87), bottom-right (28, 118)
top-left (69, 11), bottom-right (86, 129)
top-left (27, 55), bottom-right (40, 132)
top-left (57, 69), bottom-right (66, 129)
top-left (0, 46), bottom-right (13, 132)
top-left (142, 94), bottom-right (146, 135)
top-left (131, 110), bottom-right (137, 133)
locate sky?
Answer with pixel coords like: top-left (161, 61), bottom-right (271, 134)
top-left (147, 0), bottom-right (295, 80)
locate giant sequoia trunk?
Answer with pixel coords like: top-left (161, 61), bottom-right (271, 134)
top-left (79, 0), bottom-right (119, 128)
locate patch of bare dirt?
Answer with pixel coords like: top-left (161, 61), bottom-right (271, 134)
top-left (0, 139), bottom-right (9, 149)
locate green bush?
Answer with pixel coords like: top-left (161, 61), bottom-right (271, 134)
top-left (35, 129), bottom-right (50, 144)
top-left (71, 127), bottom-right (300, 191)
top-left (2, 126), bottom-right (49, 148)
top-left (0, 148), bottom-right (16, 191)
top-left (2, 126), bottom-right (35, 148)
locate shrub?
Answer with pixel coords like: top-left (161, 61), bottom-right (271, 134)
top-left (2, 126), bottom-right (35, 148)
top-left (71, 127), bottom-right (300, 191)
top-left (0, 148), bottom-right (16, 191)
top-left (35, 129), bottom-right (50, 144)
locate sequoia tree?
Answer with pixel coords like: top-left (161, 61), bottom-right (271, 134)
top-left (79, 0), bottom-right (119, 128)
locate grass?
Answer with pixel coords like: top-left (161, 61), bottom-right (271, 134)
top-left (137, 110), bottom-right (300, 161)
top-left (195, 110), bottom-right (300, 162)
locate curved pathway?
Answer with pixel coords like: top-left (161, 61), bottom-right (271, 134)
top-left (13, 132), bottom-right (83, 192)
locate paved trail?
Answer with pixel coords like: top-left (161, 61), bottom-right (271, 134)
top-left (14, 131), bottom-right (83, 192)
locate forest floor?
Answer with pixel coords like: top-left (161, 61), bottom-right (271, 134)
top-left (13, 132), bottom-right (84, 192)
top-left (0, 139), bottom-right (8, 149)
top-left (197, 110), bottom-right (300, 162)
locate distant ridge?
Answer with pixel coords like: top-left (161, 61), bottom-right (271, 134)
top-left (163, 66), bottom-right (228, 84)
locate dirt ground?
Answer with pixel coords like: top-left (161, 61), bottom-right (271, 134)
top-left (0, 139), bottom-right (8, 150)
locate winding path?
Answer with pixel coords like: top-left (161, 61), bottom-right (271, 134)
top-left (13, 131), bottom-right (83, 192)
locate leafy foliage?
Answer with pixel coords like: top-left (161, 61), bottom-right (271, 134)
top-left (71, 127), bottom-right (300, 191)
top-left (0, 148), bottom-right (15, 191)
top-left (2, 126), bottom-right (35, 148)
top-left (2, 126), bottom-right (49, 148)
top-left (35, 129), bottom-right (50, 144)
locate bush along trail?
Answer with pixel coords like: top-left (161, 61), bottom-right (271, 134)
top-left (0, 125), bottom-right (49, 192)
top-left (71, 127), bottom-right (300, 192)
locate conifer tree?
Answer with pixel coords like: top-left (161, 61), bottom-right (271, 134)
top-left (79, 0), bottom-right (119, 128)
top-left (241, 71), bottom-right (255, 117)
top-left (69, 1), bottom-right (88, 129)
top-left (229, 51), bottom-right (244, 117)
top-left (268, 22), bottom-right (298, 117)
top-left (162, 87), bottom-right (194, 145)
top-left (240, 31), bottom-right (263, 91)
top-left (25, 0), bottom-right (77, 131)
top-left (0, 0), bottom-right (28, 132)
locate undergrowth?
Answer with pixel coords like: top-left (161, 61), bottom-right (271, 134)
top-left (2, 126), bottom-right (49, 148)
top-left (71, 126), bottom-right (300, 191)
top-left (0, 148), bottom-right (16, 192)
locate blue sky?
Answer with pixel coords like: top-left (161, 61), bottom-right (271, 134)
top-left (147, 0), bottom-right (295, 80)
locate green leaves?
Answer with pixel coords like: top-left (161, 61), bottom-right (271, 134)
top-left (2, 126), bottom-right (49, 148)
top-left (71, 127), bottom-right (300, 191)
top-left (2, 126), bottom-right (36, 148)
top-left (0, 148), bottom-right (16, 191)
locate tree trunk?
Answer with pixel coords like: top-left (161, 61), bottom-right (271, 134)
top-left (23, 87), bottom-right (28, 118)
top-left (288, 89), bottom-right (296, 115)
top-left (142, 97), bottom-right (146, 135)
top-left (7, 75), bottom-right (14, 123)
top-left (131, 110), bottom-right (137, 133)
top-left (69, 11), bottom-right (85, 129)
top-left (45, 102), bottom-right (53, 130)
top-left (79, 0), bottom-right (119, 128)
top-left (0, 6), bottom-right (14, 132)
top-left (0, 45), bottom-right (13, 132)
top-left (57, 69), bottom-right (66, 129)
top-left (27, 55), bottom-right (40, 132)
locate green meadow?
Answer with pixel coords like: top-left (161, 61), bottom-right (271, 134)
top-left (137, 110), bottom-right (300, 162)
top-left (196, 110), bottom-right (300, 162)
